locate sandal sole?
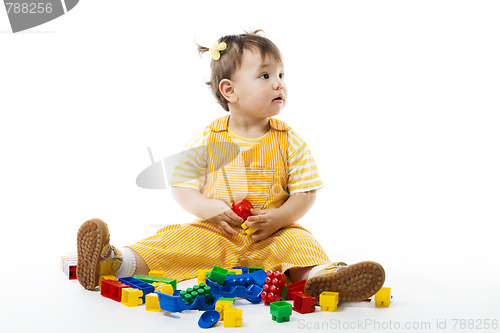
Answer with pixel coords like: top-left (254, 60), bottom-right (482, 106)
top-left (76, 218), bottom-right (107, 290)
top-left (304, 261), bottom-right (385, 303)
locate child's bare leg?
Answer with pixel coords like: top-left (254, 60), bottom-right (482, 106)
top-left (288, 266), bottom-right (314, 283)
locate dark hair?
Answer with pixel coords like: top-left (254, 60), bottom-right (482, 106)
top-left (197, 30), bottom-right (283, 111)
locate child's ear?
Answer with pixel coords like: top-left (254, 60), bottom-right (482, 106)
top-left (219, 79), bottom-right (237, 103)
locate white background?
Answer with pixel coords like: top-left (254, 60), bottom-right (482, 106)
top-left (1, 1), bottom-right (499, 332)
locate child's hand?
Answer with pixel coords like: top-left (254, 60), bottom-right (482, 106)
top-left (203, 199), bottom-right (244, 237)
top-left (245, 208), bottom-right (288, 241)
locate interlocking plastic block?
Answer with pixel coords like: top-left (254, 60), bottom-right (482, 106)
top-left (156, 290), bottom-right (219, 313)
top-left (199, 310), bottom-right (220, 329)
top-left (319, 291), bottom-right (338, 312)
top-left (133, 275), bottom-right (177, 290)
top-left (225, 269), bottom-right (267, 288)
top-left (121, 288), bottom-right (143, 307)
top-left (156, 283), bottom-right (173, 295)
top-left (270, 301), bottom-right (292, 323)
top-left (180, 283), bottom-right (213, 304)
top-left (223, 307), bottom-right (242, 327)
top-left (119, 277), bottom-right (154, 302)
top-left (99, 275), bottom-right (118, 290)
top-left (206, 278), bottom-right (263, 303)
top-left (241, 221), bottom-right (258, 235)
top-left (215, 297), bottom-right (235, 320)
top-left (61, 255), bottom-right (77, 279)
top-left (232, 266), bottom-right (249, 274)
top-left (375, 287), bottom-right (391, 307)
top-left (285, 280), bottom-right (306, 300)
top-left (210, 266), bottom-right (229, 285)
top-left (145, 293), bottom-right (162, 312)
top-left (248, 266), bottom-right (265, 273)
top-left (198, 268), bottom-right (242, 284)
top-left (101, 280), bottom-right (130, 302)
top-left (261, 271), bottom-right (287, 304)
top-left (292, 292), bottom-right (316, 314)
top-left (148, 270), bottom-right (166, 277)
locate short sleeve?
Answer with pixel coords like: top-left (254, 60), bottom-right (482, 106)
top-left (287, 129), bottom-right (325, 194)
top-left (168, 127), bottom-right (209, 191)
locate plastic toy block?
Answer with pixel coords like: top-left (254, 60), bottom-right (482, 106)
top-left (145, 293), bottom-right (162, 312)
top-left (155, 283), bottom-right (173, 295)
top-left (101, 280), bottom-right (130, 302)
top-left (119, 277), bottom-right (154, 302)
top-left (281, 285), bottom-right (288, 301)
top-left (224, 269), bottom-right (267, 288)
top-left (181, 283), bottom-right (213, 304)
top-left (99, 275), bottom-right (117, 290)
top-left (148, 270), bottom-right (166, 277)
top-left (215, 298), bottom-right (235, 320)
top-left (61, 255), bottom-right (77, 280)
top-left (199, 310), bottom-right (220, 329)
top-left (241, 221), bottom-right (258, 235)
top-left (133, 275), bottom-right (177, 290)
top-left (285, 280), bottom-right (306, 300)
top-left (206, 278), bottom-right (263, 303)
top-left (210, 266), bottom-right (229, 285)
top-left (319, 291), bottom-right (338, 312)
top-left (292, 292), bottom-right (317, 314)
top-left (223, 307), bottom-right (243, 327)
top-left (232, 266), bottom-right (249, 274)
top-left (270, 301), bottom-right (292, 323)
top-left (261, 271), bottom-right (287, 304)
top-left (198, 268), bottom-right (242, 284)
top-left (375, 287), bottom-right (391, 307)
top-left (156, 290), bottom-right (220, 313)
top-left (121, 288), bottom-right (143, 307)
top-left (248, 266), bottom-right (265, 273)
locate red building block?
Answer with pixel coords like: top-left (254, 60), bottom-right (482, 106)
top-left (292, 292), bottom-right (317, 314)
top-left (285, 280), bottom-right (306, 300)
top-left (101, 280), bottom-right (130, 302)
top-left (261, 271), bottom-right (287, 305)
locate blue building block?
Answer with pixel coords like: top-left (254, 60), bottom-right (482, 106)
top-left (206, 278), bottom-right (263, 303)
top-left (231, 266), bottom-right (249, 274)
top-left (224, 269), bottom-right (267, 287)
top-left (198, 310), bottom-right (221, 329)
top-left (156, 290), bottom-right (220, 313)
top-left (119, 277), bottom-right (154, 302)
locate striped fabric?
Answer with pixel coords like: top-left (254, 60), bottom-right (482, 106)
top-left (169, 117), bottom-right (324, 195)
top-left (129, 116), bottom-right (331, 280)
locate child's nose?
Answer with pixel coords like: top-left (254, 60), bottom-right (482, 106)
top-left (273, 80), bottom-right (284, 90)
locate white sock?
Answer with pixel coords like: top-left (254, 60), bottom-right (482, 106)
top-left (307, 264), bottom-right (329, 280)
top-left (115, 247), bottom-right (137, 278)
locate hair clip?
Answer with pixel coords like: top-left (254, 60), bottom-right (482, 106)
top-left (209, 42), bottom-right (227, 60)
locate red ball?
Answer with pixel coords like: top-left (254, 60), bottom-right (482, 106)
top-left (231, 199), bottom-right (254, 220)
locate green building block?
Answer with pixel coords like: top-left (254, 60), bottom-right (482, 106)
top-left (248, 266), bottom-right (265, 273)
top-left (133, 275), bottom-right (177, 290)
top-left (181, 283), bottom-right (214, 304)
top-left (210, 266), bottom-right (228, 285)
top-left (270, 301), bottom-right (292, 323)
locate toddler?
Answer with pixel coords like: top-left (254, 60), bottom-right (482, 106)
top-left (77, 30), bottom-right (385, 303)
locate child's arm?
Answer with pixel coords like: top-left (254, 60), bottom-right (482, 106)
top-left (245, 190), bottom-right (317, 241)
top-left (171, 186), bottom-right (244, 237)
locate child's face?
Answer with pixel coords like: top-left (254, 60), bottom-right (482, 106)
top-left (230, 49), bottom-right (286, 119)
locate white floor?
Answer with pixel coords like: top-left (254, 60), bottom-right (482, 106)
top-left (3, 258), bottom-right (499, 333)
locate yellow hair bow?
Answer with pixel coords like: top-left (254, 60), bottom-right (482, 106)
top-left (209, 42), bottom-right (227, 60)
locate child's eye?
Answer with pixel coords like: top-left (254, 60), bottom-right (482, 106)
top-left (260, 73), bottom-right (270, 79)
top-left (279, 73), bottom-right (285, 79)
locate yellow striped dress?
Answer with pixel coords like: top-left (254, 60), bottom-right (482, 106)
top-left (129, 115), bottom-right (331, 280)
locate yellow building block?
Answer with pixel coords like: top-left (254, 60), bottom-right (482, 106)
top-left (156, 284), bottom-right (173, 295)
top-left (121, 288), bottom-right (143, 307)
top-left (375, 287), bottom-right (391, 307)
top-left (241, 221), bottom-right (258, 235)
top-left (198, 268), bottom-right (243, 284)
top-left (145, 293), bottom-right (162, 312)
top-left (223, 307), bottom-right (242, 328)
top-left (319, 291), bottom-right (339, 312)
top-left (98, 275), bottom-right (117, 290)
top-left (149, 270), bottom-right (166, 277)
top-left (215, 299), bottom-right (235, 321)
